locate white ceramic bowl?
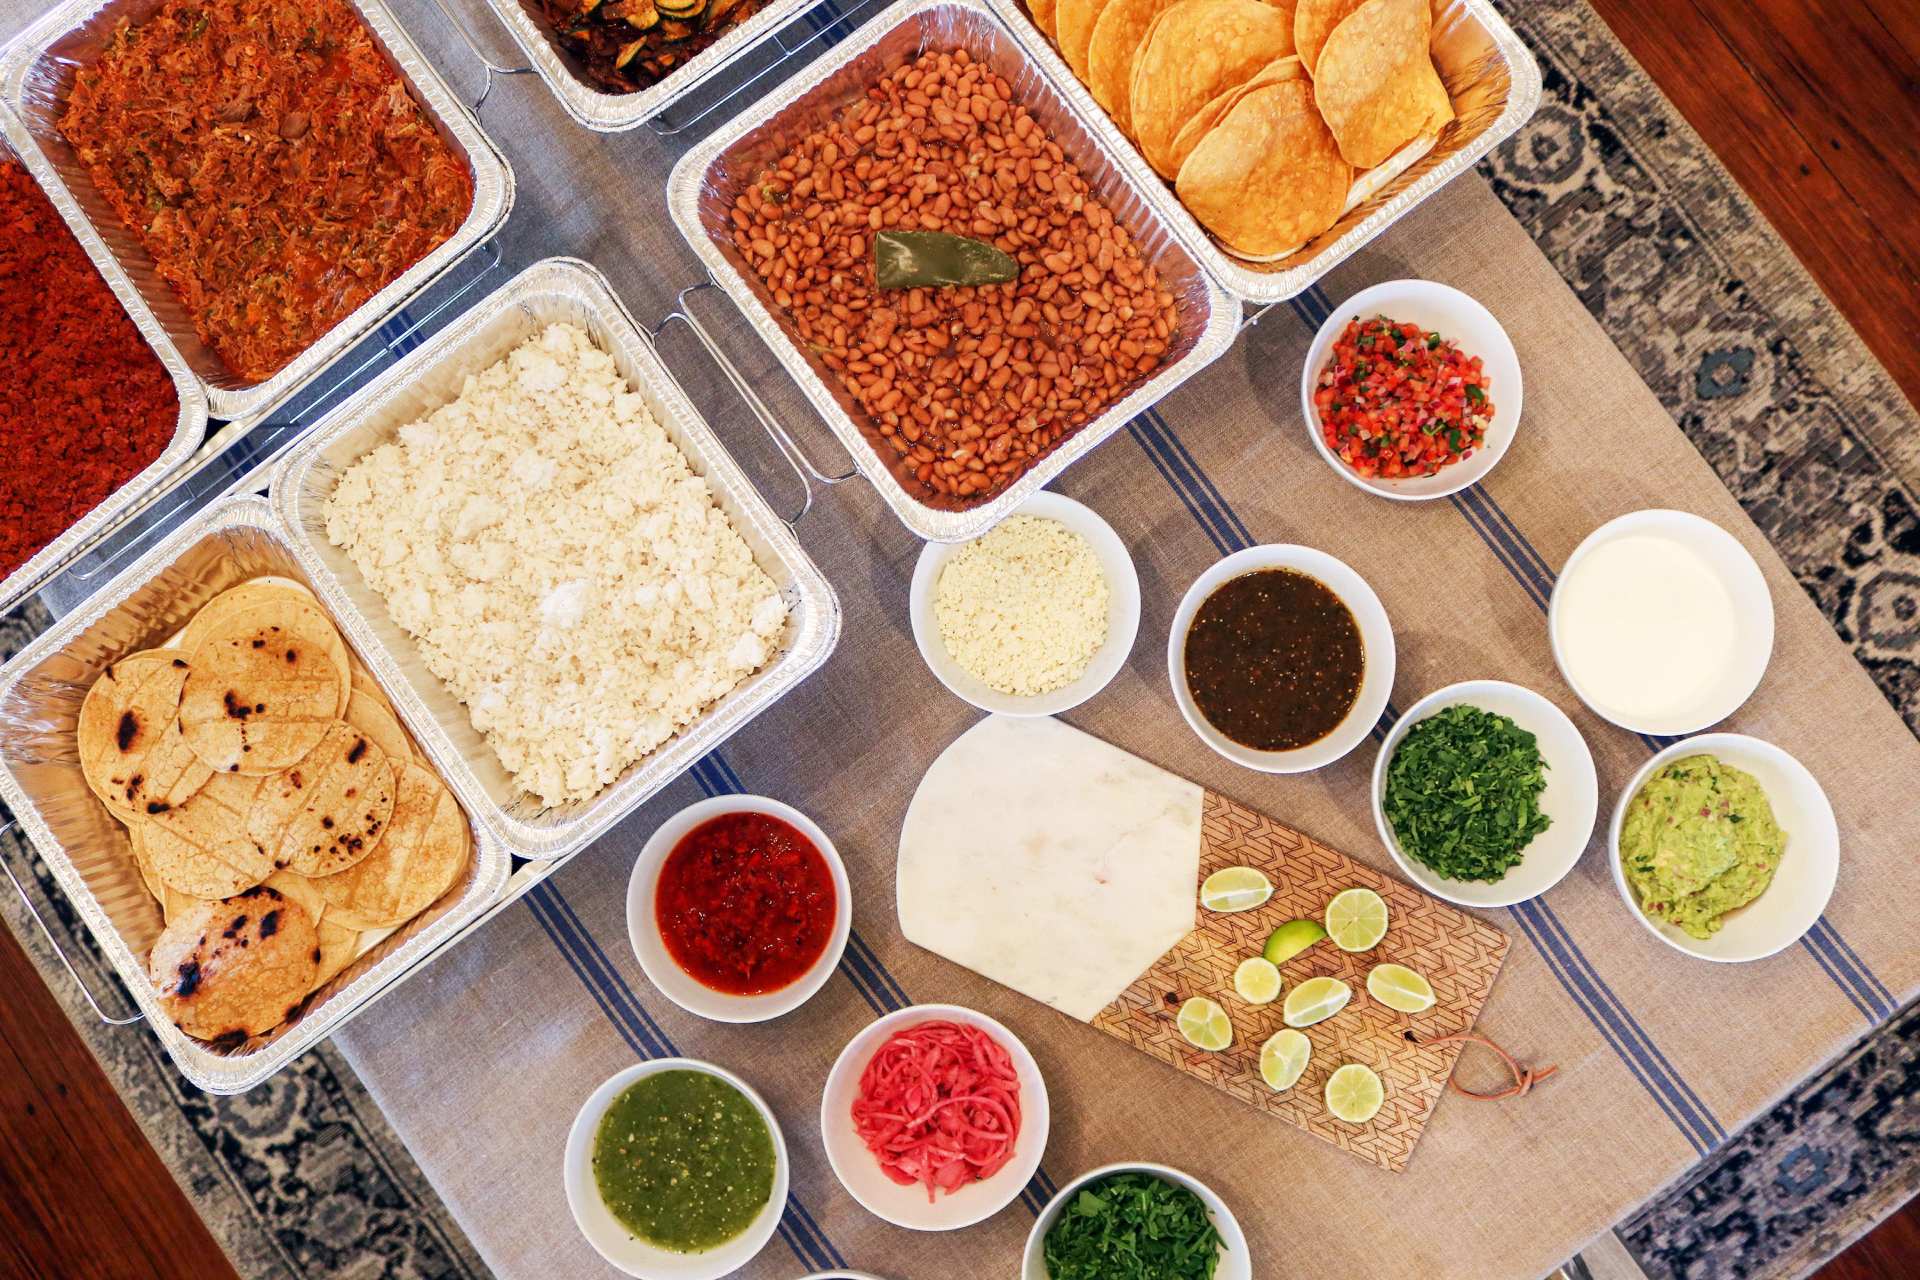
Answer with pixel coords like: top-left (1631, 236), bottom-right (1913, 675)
top-left (1167, 545), bottom-right (1396, 773)
top-left (909, 491), bottom-right (1142, 717)
top-left (1300, 279), bottom-right (1523, 500)
top-left (1021, 1163), bottom-right (1251, 1280)
top-left (820, 1004), bottom-right (1049, 1231)
top-left (1549, 509), bottom-right (1774, 736)
top-left (1372, 680), bottom-right (1599, 908)
top-left (563, 1059), bottom-right (789, 1280)
top-left (1608, 734), bottom-right (1838, 962)
top-left (626, 795), bottom-right (851, 1023)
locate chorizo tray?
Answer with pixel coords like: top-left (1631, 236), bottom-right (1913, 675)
top-left (0, 104), bottom-right (207, 618)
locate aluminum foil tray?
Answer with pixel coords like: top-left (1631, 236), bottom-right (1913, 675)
top-left (0, 103), bottom-right (208, 618)
top-left (666, 0), bottom-right (1239, 543)
top-left (475, 0), bottom-right (827, 132)
top-left (270, 257), bottom-right (843, 862)
top-left (985, 0), bottom-right (1543, 303)
top-left (0, 495), bottom-right (512, 1094)
top-left (0, 0), bottom-right (516, 422)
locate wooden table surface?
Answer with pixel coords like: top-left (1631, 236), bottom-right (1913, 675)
top-left (1, 1), bottom-right (1914, 1277)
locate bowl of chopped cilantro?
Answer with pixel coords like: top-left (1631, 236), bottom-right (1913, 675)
top-left (1023, 1163), bottom-right (1249, 1280)
top-left (1300, 280), bottom-right (1522, 501)
top-left (1372, 680), bottom-right (1598, 908)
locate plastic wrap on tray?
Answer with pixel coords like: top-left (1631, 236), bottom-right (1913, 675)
top-left (0, 0), bottom-right (515, 422)
top-left (0, 496), bottom-right (510, 1094)
top-left (667, 0), bottom-right (1239, 542)
top-left (270, 258), bottom-right (842, 862)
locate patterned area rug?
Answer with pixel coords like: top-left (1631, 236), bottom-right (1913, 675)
top-left (1, 1), bottom-right (1916, 1278)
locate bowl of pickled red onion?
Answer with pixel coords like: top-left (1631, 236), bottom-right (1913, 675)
top-left (820, 1004), bottom-right (1050, 1231)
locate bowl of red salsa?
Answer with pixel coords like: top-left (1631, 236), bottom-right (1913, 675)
top-left (1300, 280), bottom-right (1523, 501)
top-left (627, 796), bottom-right (851, 1023)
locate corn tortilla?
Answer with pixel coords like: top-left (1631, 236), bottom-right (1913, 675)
top-left (1130, 0), bottom-right (1297, 177)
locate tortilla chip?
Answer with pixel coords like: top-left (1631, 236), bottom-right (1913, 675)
top-left (247, 721), bottom-right (396, 877)
top-left (140, 769), bottom-right (274, 900)
top-left (1130, 0), bottom-right (1297, 176)
top-left (1312, 0), bottom-right (1452, 169)
top-left (1058, 0), bottom-right (1119, 80)
top-left (1167, 55), bottom-right (1304, 176)
top-left (1088, 0), bottom-right (1178, 135)
top-left (78, 649), bottom-right (212, 822)
top-left (179, 606), bottom-right (347, 775)
top-left (1031, 0), bottom-right (1060, 38)
top-left (310, 762), bottom-right (468, 930)
top-left (1176, 78), bottom-right (1351, 257)
top-left (1294, 0), bottom-right (1366, 75)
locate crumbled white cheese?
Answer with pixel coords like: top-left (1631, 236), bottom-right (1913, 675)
top-left (934, 515), bottom-right (1110, 697)
top-left (324, 323), bottom-right (788, 807)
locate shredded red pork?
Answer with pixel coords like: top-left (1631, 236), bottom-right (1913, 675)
top-left (59, 0), bottom-right (474, 382)
top-left (851, 1019), bottom-right (1021, 1200)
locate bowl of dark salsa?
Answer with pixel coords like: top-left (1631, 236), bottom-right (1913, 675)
top-left (626, 795), bottom-right (851, 1022)
top-left (565, 1057), bottom-right (787, 1277)
top-left (1168, 546), bottom-right (1396, 773)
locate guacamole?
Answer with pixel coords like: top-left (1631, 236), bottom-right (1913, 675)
top-left (1620, 754), bottom-right (1786, 940)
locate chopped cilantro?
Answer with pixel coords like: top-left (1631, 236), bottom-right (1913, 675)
top-left (1383, 704), bottom-right (1552, 883)
top-left (1042, 1172), bottom-right (1222, 1280)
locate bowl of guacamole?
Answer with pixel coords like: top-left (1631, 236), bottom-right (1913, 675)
top-left (1609, 734), bottom-right (1838, 962)
top-left (564, 1059), bottom-right (787, 1278)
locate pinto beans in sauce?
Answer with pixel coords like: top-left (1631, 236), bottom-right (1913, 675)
top-left (730, 49), bottom-right (1179, 502)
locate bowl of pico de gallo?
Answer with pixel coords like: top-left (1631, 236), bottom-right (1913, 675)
top-left (1300, 279), bottom-right (1523, 501)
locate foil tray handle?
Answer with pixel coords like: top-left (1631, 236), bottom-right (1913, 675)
top-left (0, 821), bottom-right (144, 1026)
top-left (424, 0), bottom-right (536, 113)
top-left (651, 279), bottom-right (857, 527)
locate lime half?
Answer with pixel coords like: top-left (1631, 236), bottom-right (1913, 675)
top-left (1201, 866), bottom-right (1273, 913)
top-left (1282, 976), bottom-right (1352, 1028)
top-left (1325, 1063), bottom-right (1385, 1124)
top-left (1367, 963), bottom-right (1436, 1014)
top-left (1177, 997), bottom-right (1234, 1052)
top-left (1262, 918), bottom-right (1328, 966)
top-left (1233, 957), bottom-right (1283, 1005)
top-left (1326, 887), bottom-right (1390, 952)
top-left (1259, 1030), bottom-right (1312, 1092)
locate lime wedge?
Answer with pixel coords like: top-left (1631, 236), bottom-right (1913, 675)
top-left (1263, 918), bottom-right (1328, 966)
top-left (1259, 1030), bottom-right (1311, 1092)
top-left (1325, 887), bottom-right (1389, 952)
top-left (1366, 963), bottom-right (1435, 1013)
top-left (1325, 1063), bottom-right (1385, 1124)
top-left (1200, 866), bottom-right (1273, 913)
top-left (1177, 997), bottom-right (1234, 1051)
top-left (1282, 975), bottom-right (1351, 1028)
top-left (1232, 957), bottom-right (1282, 1005)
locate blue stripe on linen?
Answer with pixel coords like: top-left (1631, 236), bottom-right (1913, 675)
top-left (1294, 282), bottom-right (1892, 1022)
top-left (523, 882), bottom-right (846, 1271)
top-left (689, 754), bottom-right (1058, 1217)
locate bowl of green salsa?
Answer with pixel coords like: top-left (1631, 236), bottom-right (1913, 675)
top-left (565, 1059), bottom-right (788, 1278)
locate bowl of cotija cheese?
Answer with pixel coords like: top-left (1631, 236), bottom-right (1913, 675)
top-left (909, 493), bottom-right (1140, 717)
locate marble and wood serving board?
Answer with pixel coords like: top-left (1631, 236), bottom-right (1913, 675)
top-left (899, 715), bottom-right (1510, 1173)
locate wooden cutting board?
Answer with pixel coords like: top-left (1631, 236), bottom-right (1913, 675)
top-left (899, 715), bottom-right (1510, 1174)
